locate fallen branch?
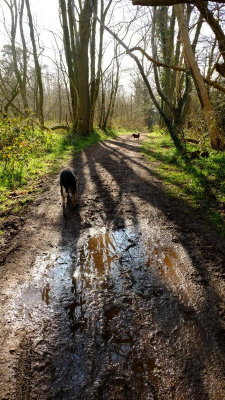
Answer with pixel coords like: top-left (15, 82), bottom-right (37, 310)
top-left (50, 125), bottom-right (69, 131)
top-left (38, 124), bottom-right (69, 131)
top-left (183, 138), bottom-right (200, 144)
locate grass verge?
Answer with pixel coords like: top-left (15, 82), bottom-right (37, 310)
top-left (142, 130), bottom-right (225, 235)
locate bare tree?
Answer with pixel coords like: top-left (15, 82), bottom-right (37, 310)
top-left (25, 0), bottom-right (44, 124)
top-left (96, 14), bottom-right (185, 151)
top-left (90, 0), bottom-right (113, 131)
top-left (59, 0), bottom-right (78, 122)
top-left (98, 42), bottom-right (120, 131)
top-left (76, 0), bottom-right (94, 135)
top-left (174, 4), bottom-right (225, 150)
top-left (131, 1), bottom-right (225, 77)
top-left (59, 0), bottom-right (114, 136)
top-left (59, 0), bottom-right (93, 135)
top-left (3, 0), bottom-right (29, 113)
top-left (148, 6), bottom-right (192, 129)
top-left (19, 0), bottom-right (29, 108)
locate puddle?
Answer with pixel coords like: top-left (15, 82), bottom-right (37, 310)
top-left (7, 226), bottom-right (196, 319)
top-left (5, 248), bottom-right (73, 326)
top-left (6, 226), bottom-right (201, 347)
top-left (72, 227), bottom-right (146, 293)
top-left (72, 227), bottom-right (201, 305)
top-left (4, 225), bottom-right (203, 398)
top-left (149, 246), bottom-right (202, 305)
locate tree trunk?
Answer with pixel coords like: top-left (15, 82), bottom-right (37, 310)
top-left (19, 0), bottom-right (29, 112)
top-left (76, 0), bottom-right (93, 136)
top-left (108, 57), bottom-right (120, 126)
top-left (5, 0), bottom-right (29, 113)
top-left (98, 73), bottom-right (106, 129)
top-left (90, 0), bottom-right (113, 131)
top-left (59, 0), bottom-right (77, 121)
top-left (90, 0), bottom-right (98, 132)
top-left (25, 0), bottom-right (44, 125)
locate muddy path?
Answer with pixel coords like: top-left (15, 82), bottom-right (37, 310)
top-left (0, 134), bottom-right (225, 400)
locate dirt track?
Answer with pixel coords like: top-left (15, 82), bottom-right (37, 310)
top-left (0, 134), bottom-right (225, 400)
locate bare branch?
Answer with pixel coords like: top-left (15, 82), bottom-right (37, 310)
top-left (204, 78), bottom-right (225, 94)
top-left (129, 46), bottom-right (186, 71)
top-left (130, 47), bottom-right (225, 94)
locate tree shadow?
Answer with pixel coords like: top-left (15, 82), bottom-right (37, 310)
top-left (45, 136), bottom-right (225, 399)
top-left (75, 137), bottom-right (225, 398)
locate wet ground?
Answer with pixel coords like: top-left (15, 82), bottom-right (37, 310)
top-left (0, 134), bottom-right (225, 400)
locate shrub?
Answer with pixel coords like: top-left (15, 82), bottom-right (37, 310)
top-left (0, 116), bottom-right (58, 186)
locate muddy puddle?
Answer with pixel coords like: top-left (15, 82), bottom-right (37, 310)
top-left (4, 225), bottom-right (210, 399)
top-left (72, 227), bottom-right (201, 301)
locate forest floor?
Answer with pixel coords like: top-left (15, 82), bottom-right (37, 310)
top-left (0, 133), bottom-right (224, 400)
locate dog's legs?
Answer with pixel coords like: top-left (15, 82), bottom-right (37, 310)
top-left (61, 186), bottom-right (67, 216)
top-left (71, 179), bottom-right (78, 208)
top-left (72, 190), bottom-right (77, 207)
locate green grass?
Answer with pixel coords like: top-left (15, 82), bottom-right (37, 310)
top-left (142, 130), bottom-right (225, 235)
top-left (64, 127), bottom-right (119, 152)
top-left (0, 126), bottom-right (125, 216)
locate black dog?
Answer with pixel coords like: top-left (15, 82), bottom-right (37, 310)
top-left (60, 169), bottom-right (78, 216)
top-left (132, 133), bottom-right (140, 139)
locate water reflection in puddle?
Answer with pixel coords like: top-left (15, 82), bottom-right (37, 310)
top-left (68, 226), bottom-right (203, 357)
top-left (6, 248), bottom-right (73, 325)
top-left (79, 232), bottom-right (117, 275)
top-left (6, 225), bottom-right (200, 336)
top-left (72, 227), bottom-right (197, 302)
top-left (5, 225), bottom-right (203, 398)
top-left (72, 228), bottom-right (145, 293)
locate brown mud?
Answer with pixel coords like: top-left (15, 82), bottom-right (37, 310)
top-left (0, 134), bottom-right (224, 400)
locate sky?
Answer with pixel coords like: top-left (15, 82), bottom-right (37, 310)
top-left (0, 1), bottom-right (219, 93)
top-left (0, 0), bottom-right (137, 88)
top-left (0, 0), bottom-right (61, 54)
top-left (32, 0), bottom-right (138, 90)
top-left (33, 0), bottom-right (60, 30)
